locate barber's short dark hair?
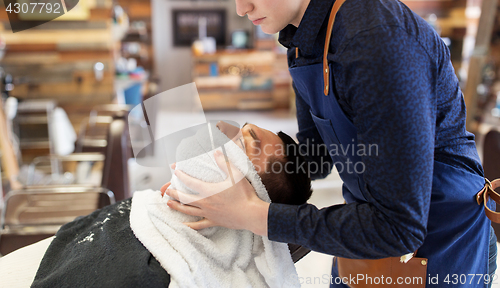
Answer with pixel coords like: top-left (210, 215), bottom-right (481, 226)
top-left (259, 131), bottom-right (312, 205)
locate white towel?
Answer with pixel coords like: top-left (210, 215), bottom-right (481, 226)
top-left (50, 107), bottom-right (76, 155)
top-left (130, 122), bottom-right (300, 288)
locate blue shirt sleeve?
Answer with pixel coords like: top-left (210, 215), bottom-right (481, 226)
top-left (269, 26), bottom-right (438, 259)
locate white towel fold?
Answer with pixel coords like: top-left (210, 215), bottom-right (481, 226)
top-left (130, 122), bottom-right (300, 288)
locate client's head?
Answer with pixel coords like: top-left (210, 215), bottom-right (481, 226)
top-left (217, 121), bottom-right (312, 205)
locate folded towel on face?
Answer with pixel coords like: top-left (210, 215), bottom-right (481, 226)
top-left (129, 122), bottom-right (300, 288)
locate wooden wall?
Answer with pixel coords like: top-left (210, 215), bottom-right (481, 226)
top-left (116, 0), bottom-right (154, 73)
top-left (0, 0), bottom-right (117, 131)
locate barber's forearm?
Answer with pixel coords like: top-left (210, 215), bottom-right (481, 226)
top-left (248, 200), bottom-right (270, 237)
top-left (268, 201), bottom-right (427, 258)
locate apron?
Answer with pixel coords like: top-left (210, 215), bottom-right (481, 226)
top-left (289, 62), bottom-right (492, 287)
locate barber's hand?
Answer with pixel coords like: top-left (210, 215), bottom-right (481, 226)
top-left (160, 150), bottom-right (270, 236)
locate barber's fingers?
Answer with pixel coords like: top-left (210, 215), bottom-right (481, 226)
top-left (184, 218), bottom-right (215, 230)
top-left (160, 163), bottom-right (176, 196)
top-left (160, 182), bottom-right (171, 196)
top-left (165, 187), bottom-right (202, 206)
top-left (213, 150), bottom-right (245, 184)
top-left (174, 169), bottom-right (232, 196)
top-left (167, 198), bottom-right (203, 217)
top-left (170, 150), bottom-right (244, 199)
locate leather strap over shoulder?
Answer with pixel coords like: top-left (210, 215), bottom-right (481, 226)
top-left (476, 178), bottom-right (500, 223)
top-left (323, 0), bottom-right (346, 96)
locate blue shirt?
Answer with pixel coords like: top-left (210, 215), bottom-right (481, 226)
top-left (268, 0), bottom-right (485, 258)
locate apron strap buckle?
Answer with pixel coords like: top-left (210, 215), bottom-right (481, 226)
top-left (477, 178), bottom-right (500, 223)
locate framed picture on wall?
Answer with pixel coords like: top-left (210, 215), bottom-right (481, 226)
top-left (172, 9), bottom-right (226, 47)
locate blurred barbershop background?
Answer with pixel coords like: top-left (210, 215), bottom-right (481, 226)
top-left (1, 0), bottom-right (500, 287)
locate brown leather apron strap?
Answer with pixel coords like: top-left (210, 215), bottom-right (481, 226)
top-left (476, 178), bottom-right (500, 223)
top-left (323, 0), bottom-right (346, 96)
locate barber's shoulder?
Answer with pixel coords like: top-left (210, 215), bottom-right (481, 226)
top-left (336, 0), bottom-right (429, 42)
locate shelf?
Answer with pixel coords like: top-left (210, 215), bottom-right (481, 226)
top-left (192, 50), bottom-right (292, 110)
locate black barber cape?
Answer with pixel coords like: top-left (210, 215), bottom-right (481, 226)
top-left (32, 199), bottom-right (171, 288)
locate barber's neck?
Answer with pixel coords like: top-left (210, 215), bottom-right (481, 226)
top-left (290, 0), bottom-right (311, 27)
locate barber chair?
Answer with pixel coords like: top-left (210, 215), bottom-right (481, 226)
top-left (75, 115), bottom-right (112, 154)
top-left (0, 186), bottom-right (115, 256)
top-left (483, 129), bottom-right (500, 241)
top-left (13, 100), bottom-right (57, 164)
top-left (75, 105), bottom-right (132, 200)
top-left (26, 112), bottom-right (132, 201)
top-left (75, 104), bottom-right (131, 154)
top-left (0, 111), bottom-right (131, 255)
top-left (26, 153), bottom-right (105, 186)
top-left (101, 111), bottom-right (131, 201)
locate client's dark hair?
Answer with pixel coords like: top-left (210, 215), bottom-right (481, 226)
top-left (259, 131), bottom-right (312, 205)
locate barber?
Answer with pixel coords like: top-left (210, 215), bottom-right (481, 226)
top-left (163, 0), bottom-right (498, 286)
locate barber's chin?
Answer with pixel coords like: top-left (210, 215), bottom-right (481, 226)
top-left (258, 24), bottom-right (280, 35)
